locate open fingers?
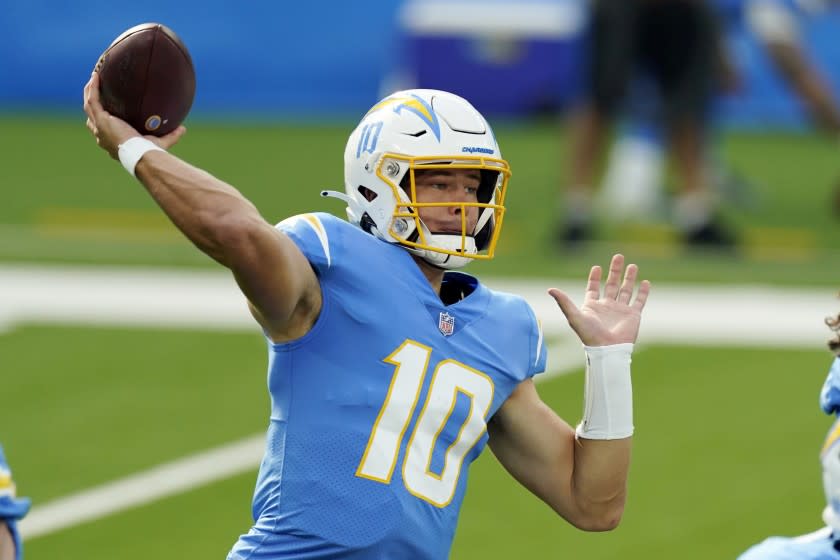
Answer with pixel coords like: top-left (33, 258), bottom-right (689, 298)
top-left (602, 254), bottom-right (624, 299)
top-left (617, 263), bottom-right (638, 304)
top-left (632, 279), bottom-right (651, 311)
top-left (584, 265), bottom-right (602, 301)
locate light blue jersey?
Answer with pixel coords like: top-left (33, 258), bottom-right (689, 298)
top-left (739, 528), bottom-right (840, 559)
top-left (0, 444), bottom-right (30, 560)
top-left (821, 357), bottom-right (840, 416)
top-left (227, 213), bottom-right (547, 560)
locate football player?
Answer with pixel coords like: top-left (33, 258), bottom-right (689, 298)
top-left (738, 302), bottom-right (840, 559)
top-left (0, 445), bottom-right (30, 560)
top-left (83, 75), bottom-right (650, 559)
top-left (738, 417), bottom-right (840, 559)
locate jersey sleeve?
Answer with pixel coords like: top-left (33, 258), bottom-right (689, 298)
top-left (526, 302), bottom-right (548, 378)
top-left (274, 212), bottom-right (345, 276)
top-left (0, 445), bottom-right (30, 521)
top-left (737, 535), bottom-right (828, 560)
top-left (821, 356), bottom-right (840, 416)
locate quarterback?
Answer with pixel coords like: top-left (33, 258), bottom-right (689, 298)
top-left (83, 73), bottom-right (650, 559)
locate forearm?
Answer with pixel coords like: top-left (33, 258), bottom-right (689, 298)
top-left (489, 377), bottom-right (631, 531)
top-left (571, 437), bottom-right (631, 525)
top-left (134, 151), bottom-right (265, 265)
top-left (568, 343), bottom-right (634, 527)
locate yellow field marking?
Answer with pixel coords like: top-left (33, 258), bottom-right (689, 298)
top-left (742, 227), bottom-right (818, 261)
top-left (35, 208), bottom-right (181, 243)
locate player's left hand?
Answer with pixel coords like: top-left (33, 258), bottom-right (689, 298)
top-left (83, 72), bottom-right (186, 160)
top-left (548, 254), bottom-right (650, 347)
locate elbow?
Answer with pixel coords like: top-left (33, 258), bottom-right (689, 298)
top-left (564, 499), bottom-right (626, 532)
top-left (572, 507), bottom-right (624, 533)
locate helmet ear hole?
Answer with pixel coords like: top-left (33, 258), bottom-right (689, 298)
top-left (358, 186), bottom-right (378, 202)
top-left (360, 212), bottom-right (377, 234)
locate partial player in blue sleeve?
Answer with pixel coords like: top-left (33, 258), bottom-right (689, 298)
top-left (0, 445), bottom-right (30, 560)
top-left (739, 302), bottom-right (840, 559)
top-left (821, 308), bottom-right (840, 415)
top-left (84, 76), bottom-right (652, 559)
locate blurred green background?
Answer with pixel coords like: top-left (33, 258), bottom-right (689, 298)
top-left (2, 115), bottom-right (838, 559)
top-left (5, 0), bottom-right (840, 557)
top-left (3, 117), bottom-right (838, 284)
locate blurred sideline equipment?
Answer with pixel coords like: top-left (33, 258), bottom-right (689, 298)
top-left (94, 23), bottom-right (195, 137)
top-left (391, 0), bottom-right (586, 115)
top-left (598, 121), bottom-right (665, 222)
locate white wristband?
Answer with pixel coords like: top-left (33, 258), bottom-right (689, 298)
top-left (117, 137), bottom-right (165, 178)
top-left (575, 343), bottom-right (634, 440)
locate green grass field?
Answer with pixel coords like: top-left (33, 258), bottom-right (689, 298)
top-left (3, 115), bottom-right (840, 558)
top-left (2, 325), bottom-right (831, 559)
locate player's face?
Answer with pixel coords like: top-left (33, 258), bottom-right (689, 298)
top-left (413, 169), bottom-right (481, 235)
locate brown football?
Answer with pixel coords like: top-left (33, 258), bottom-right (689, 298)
top-left (94, 23), bottom-right (195, 137)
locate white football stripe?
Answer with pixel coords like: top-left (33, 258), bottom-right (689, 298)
top-left (19, 435), bottom-right (265, 539)
top-left (301, 213), bottom-right (331, 268)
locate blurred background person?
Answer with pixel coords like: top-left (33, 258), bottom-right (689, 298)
top-left (596, 0), bottom-right (840, 232)
top-left (0, 445), bottom-right (30, 560)
top-left (745, 0), bottom-right (840, 135)
top-left (743, 0), bottom-right (840, 216)
top-left (559, 0), bottom-right (737, 248)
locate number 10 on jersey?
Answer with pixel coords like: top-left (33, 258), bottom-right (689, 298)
top-left (356, 340), bottom-right (495, 507)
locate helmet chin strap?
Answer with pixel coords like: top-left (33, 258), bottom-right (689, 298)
top-left (411, 233), bottom-right (477, 270)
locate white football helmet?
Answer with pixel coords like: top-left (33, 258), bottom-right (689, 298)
top-left (821, 418), bottom-right (840, 531)
top-left (327, 89), bottom-right (510, 269)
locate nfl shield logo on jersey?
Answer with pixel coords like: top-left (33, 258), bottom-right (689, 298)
top-left (438, 312), bottom-right (455, 336)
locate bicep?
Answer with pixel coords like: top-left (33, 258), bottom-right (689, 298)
top-left (227, 219), bottom-right (321, 341)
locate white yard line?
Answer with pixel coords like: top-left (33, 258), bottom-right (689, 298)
top-left (19, 436), bottom-right (266, 539)
top-left (5, 264), bottom-right (836, 540)
top-left (0, 264), bottom-right (834, 347)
